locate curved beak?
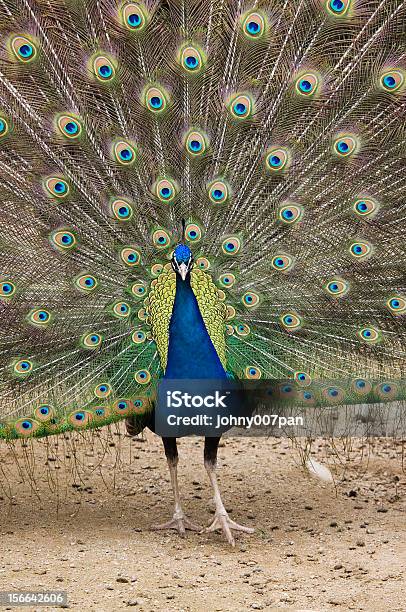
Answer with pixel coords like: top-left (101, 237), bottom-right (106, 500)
top-left (179, 262), bottom-right (188, 281)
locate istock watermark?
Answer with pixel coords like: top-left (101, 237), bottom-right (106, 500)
top-left (155, 379), bottom-right (406, 438)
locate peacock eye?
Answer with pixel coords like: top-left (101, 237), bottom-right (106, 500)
top-left (265, 147), bottom-right (291, 172)
top-left (271, 254), bottom-right (293, 271)
top-left (93, 55), bottom-right (116, 82)
top-left (228, 93), bottom-right (254, 120)
top-left (132, 330), bottom-right (146, 344)
top-left (81, 332), bottom-right (102, 349)
top-left (208, 180), bottom-right (230, 204)
top-left (10, 35), bottom-right (37, 62)
top-left (295, 72), bottom-right (319, 97)
top-left (325, 0), bottom-right (351, 16)
top-left (333, 134), bottom-right (359, 157)
top-left (13, 359), bottom-right (33, 376)
top-left (1, 281), bottom-right (16, 298)
top-left (152, 229), bottom-right (171, 249)
top-left (28, 308), bottom-right (51, 326)
top-left (144, 85), bottom-right (169, 113)
top-left (185, 223), bottom-right (202, 243)
top-left (278, 203), bottom-right (303, 224)
top-left (56, 114), bottom-right (82, 139)
top-left (45, 177), bottom-right (70, 199)
top-left (113, 140), bottom-right (137, 165)
top-left (111, 198), bottom-right (133, 221)
top-left (120, 247), bottom-right (141, 267)
top-left (34, 404), bottom-right (54, 421)
top-left (244, 366), bottom-right (262, 379)
top-left (121, 2), bottom-right (148, 31)
top-left (130, 282), bottom-right (147, 298)
top-left (151, 263), bottom-right (164, 276)
top-left (185, 130), bottom-right (208, 156)
top-left (15, 418), bottom-right (40, 436)
top-left (352, 378), bottom-right (372, 394)
top-left (94, 383), bottom-right (112, 398)
top-left (380, 69), bottom-right (404, 93)
top-left (218, 273), bottom-right (236, 288)
top-left (322, 386), bottom-right (344, 402)
top-left (221, 236), bottom-right (241, 255)
top-left (68, 410), bottom-right (92, 428)
top-left (386, 295), bottom-right (405, 315)
top-left (376, 382), bottom-right (397, 400)
top-left (280, 312), bottom-right (302, 330)
top-left (294, 372), bottom-right (312, 386)
top-left (180, 44), bottom-right (206, 73)
top-left (0, 116), bottom-right (10, 138)
top-left (74, 274), bottom-right (98, 292)
top-left (325, 278), bottom-right (349, 297)
top-left (155, 178), bottom-right (178, 202)
top-left (357, 326), bottom-right (380, 343)
top-left (353, 197), bottom-right (379, 218)
top-left (195, 257), bottom-right (210, 270)
top-left (50, 230), bottom-right (77, 251)
top-left (241, 291), bottom-right (260, 308)
top-left (349, 241), bottom-right (372, 259)
top-left (135, 369), bottom-right (151, 384)
top-left (241, 11), bottom-right (266, 39)
top-left (111, 301), bottom-right (131, 318)
top-left (235, 323), bottom-right (250, 336)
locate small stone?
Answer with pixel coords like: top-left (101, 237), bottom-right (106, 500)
top-left (330, 521), bottom-right (338, 527)
top-left (304, 505), bottom-right (313, 510)
top-left (377, 507), bottom-right (388, 513)
top-left (348, 490), bottom-right (357, 498)
top-left (334, 564), bottom-right (343, 570)
top-left (126, 600), bottom-right (140, 607)
top-left (356, 539), bottom-right (365, 547)
top-left (117, 577), bottom-right (130, 583)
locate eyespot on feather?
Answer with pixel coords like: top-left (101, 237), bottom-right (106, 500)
top-left (56, 114), bottom-right (82, 139)
top-left (121, 2), bottom-right (148, 32)
top-left (13, 359), bottom-right (34, 377)
top-left (221, 236), bottom-right (241, 256)
top-left (352, 196), bottom-right (379, 218)
top-left (265, 147), bottom-right (291, 172)
top-left (154, 178), bottom-right (178, 203)
top-left (74, 274), bottom-right (98, 292)
top-left (241, 10), bottom-right (267, 39)
top-left (50, 230), bottom-right (77, 251)
top-left (179, 43), bottom-right (206, 74)
top-left (111, 198), bottom-right (133, 221)
top-left (386, 295), bottom-right (405, 315)
top-left (81, 332), bottom-right (103, 349)
top-left (1, 281), bottom-right (16, 299)
top-left (379, 69), bottom-right (405, 93)
top-left (44, 177), bottom-right (70, 199)
top-left (27, 308), bottom-right (52, 327)
top-left (10, 35), bottom-right (37, 63)
top-left (333, 133), bottom-right (359, 157)
top-left (134, 369), bottom-right (151, 384)
top-left (120, 247), bottom-right (141, 267)
top-left (94, 383), bottom-right (112, 399)
top-left (185, 130), bottom-right (208, 156)
top-left (245, 366), bottom-right (262, 379)
top-left (280, 312), bottom-right (302, 331)
top-left (113, 140), bottom-right (137, 165)
top-left (227, 93), bottom-right (254, 120)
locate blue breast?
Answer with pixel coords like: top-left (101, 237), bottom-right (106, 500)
top-left (165, 275), bottom-right (227, 380)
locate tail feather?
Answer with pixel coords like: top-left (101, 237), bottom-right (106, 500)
top-left (0, 0), bottom-right (405, 439)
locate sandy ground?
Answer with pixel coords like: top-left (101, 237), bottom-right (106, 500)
top-left (0, 429), bottom-right (405, 612)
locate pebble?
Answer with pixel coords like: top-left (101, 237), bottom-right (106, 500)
top-left (117, 577), bottom-right (130, 584)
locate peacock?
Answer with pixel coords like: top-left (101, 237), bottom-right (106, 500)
top-left (0, 0), bottom-right (405, 547)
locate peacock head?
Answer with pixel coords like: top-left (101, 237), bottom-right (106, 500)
top-left (172, 244), bottom-right (193, 281)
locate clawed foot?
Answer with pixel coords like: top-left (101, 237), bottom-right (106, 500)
top-left (202, 511), bottom-right (255, 546)
top-left (151, 513), bottom-right (202, 536)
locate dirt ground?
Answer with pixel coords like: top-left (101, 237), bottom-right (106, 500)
top-left (0, 429), bottom-right (405, 612)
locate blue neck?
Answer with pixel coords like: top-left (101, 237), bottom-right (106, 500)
top-left (165, 274), bottom-right (227, 380)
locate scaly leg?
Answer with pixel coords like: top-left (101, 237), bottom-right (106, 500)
top-left (151, 437), bottom-right (201, 535)
top-left (202, 437), bottom-right (255, 547)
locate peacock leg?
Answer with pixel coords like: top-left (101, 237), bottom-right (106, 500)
top-left (151, 437), bottom-right (202, 535)
top-left (202, 437), bottom-right (255, 547)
